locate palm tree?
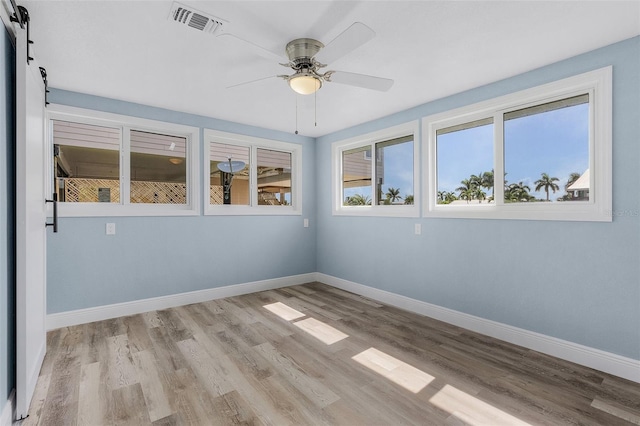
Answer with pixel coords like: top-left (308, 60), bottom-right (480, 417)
top-left (481, 170), bottom-right (494, 198)
top-left (345, 194), bottom-right (371, 205)
top-left (444, 191), bottom-right (457, 203)
top-left (459, 187), bottom-right (475, 203)
top-left (505, 182), bottom-right (533, 202)
top-left (456, 178), bottom-right (474, 196)
top-left (385, 187), bottom-right (402, 203)
top-left (470, 173), bottom-right (483, 189)
top-left (474, 187), bottom-right (486, 202)
top-left (534, 172), bottom-right (560, 201)
top-left (404, 194), bottom-right (414, 205)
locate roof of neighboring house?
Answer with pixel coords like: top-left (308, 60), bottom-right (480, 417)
top-left (567, 169), bottom-right (590, 191)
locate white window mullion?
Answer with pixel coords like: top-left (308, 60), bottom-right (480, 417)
top-left (494, 112), bottom-right (505, 206)
top-left (371, 143), bottom-right (378, 205)
top-left (588, 87), bottom-right (597, 206)
top-left (250, 146), bottom-right (257, 207)
top-left (121, 126), bottom-right (130, 205)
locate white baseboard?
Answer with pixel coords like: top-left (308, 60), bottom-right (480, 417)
top-left (317, 273), bottom-right (640, 384)
top-left (46, 273), bottom-right (317, 330)
top-left (1, 389), bottom-right (14, 426)
top-left (45, 271), bottom-right (639, 384)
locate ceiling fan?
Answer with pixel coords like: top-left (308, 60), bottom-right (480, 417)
top-left (225, 22), bottom-right (394, 95)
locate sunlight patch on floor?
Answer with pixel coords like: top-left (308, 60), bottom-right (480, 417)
top-left (352, 347), bottom-right (434, 393)
top-left (429, 384), bottom-right (531, 426)
top-left (263, 302), bottom-right (305, 321)
top-left (293, 317), bottom-right (349, 345)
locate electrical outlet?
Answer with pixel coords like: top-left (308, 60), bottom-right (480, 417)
top-left (304, 218), bottom-right (309, 228)
top-left (106, 223), bottom-right (116, 235)
top-left (414, 223), bottom-right (421, 235)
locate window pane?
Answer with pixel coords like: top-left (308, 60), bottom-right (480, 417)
top-left (210, 142), bottom-right (250, 205)
top-left (342, 146), bottom-right (372, 205)
top-left (53, 120), bottom-right (120, 203)
top-left (257, 148), bottom-right (292, 206)
top-left (130, 130), bottom-right (187, 204)
top-left (436, 119), bottom-right (494, 204)
top-left (375, 135), bottom-right (414, 205)
top-left (504, 94), bottom-right (589, 203)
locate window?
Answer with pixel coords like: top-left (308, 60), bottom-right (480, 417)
top-left (53, 120), bottom-right (121, 203)
top-left (209, 142), bottom-right (250, 206)
top-left (503, 95), bottom-right (589, 203)
top-left (48, 105), bottom-right (200, 216)
top-left (436, 118), bottom-right (494, 205)
top-left (424, 66), bottom-right (611, 221)
top-left (333, 121), bottom-right (419, 217)
top-left (204, 129), bottom-right (302, 215)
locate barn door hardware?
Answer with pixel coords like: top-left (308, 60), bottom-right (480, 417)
top-left (9, 3), bottom-right (34, 63)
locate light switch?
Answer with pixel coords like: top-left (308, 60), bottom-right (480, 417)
top-left (414, 223), bottom-right (421, 235)
top-left (106, 223), bottom-right (116, 235)
top-left (304, 218), bottom-right (309, 228)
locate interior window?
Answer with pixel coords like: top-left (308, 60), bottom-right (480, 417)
top-left (257, 148), bottom-right (292, 206)
top-left (209, 142), bottom-right (250, 205)
top-left (53, 120), bottom-right (120, 203)
top-left (130, 130), bottom-right (188, 204)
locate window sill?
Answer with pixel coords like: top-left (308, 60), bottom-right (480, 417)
top-left (53, 203), bottom-right (200, 218)
top-left (333, 205), bottom-right (419, 218)
top-left (424, 202), bottom-right (612, 222)
top-left (205, 206), bottom-right (301, 216)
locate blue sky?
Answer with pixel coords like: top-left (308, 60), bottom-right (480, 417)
top-left (438, 103), bottom-right (589, 201)
top-left (344, 141), bottom-right (414, 203)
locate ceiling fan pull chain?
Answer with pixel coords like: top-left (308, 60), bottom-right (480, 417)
top-left (315, 90), bottom-right (317, 127)
top-left (295, 95), bottom-right (299, 135)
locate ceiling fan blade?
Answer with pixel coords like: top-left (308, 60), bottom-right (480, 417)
top-left (227, 75), bottom-right (278, 89)
top-left (314, 22), bottom-right (375, 65)
top-left (328, 71), bottom-right (394, 92)
top-left (217, 33), bottom-right (286, 62)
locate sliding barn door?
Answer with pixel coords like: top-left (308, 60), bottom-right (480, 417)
top-left (15, 23), bottom-right (47, 419)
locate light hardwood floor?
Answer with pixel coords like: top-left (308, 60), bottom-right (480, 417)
top-left (23, 282), bottom-right (640, 425)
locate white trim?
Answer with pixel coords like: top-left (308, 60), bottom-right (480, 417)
top-left (332, 121), bottom-right (420, 217)
top-left (423, 66), bottom-right (612, 222)
top-left (317, 273), bottom-right (640, 384)
top-left (46, 104), bottom-right (201, 217)
top-left (46, 273), bottom-right (317, 330)
top-left (203, 129), bottom-right (302, 216)
top-left (0, 1), bottom-right (16, 39)
top-left (1, 389), bottom-right (14, 426)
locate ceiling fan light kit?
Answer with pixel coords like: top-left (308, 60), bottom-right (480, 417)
top-left (288, 72), bottom-right (322, 95)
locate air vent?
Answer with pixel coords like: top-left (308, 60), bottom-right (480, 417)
top-left (168, 2), bottom-right (226, 35)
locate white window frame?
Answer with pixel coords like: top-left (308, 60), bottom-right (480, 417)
top-left (423, 66), bottom-right (612, 222)
top-left (46, 104), bottom-right (200, 217)
top-left (204, 129), bottom-right (302, 216)
top-left (332, 121), bottom-right (420, 217)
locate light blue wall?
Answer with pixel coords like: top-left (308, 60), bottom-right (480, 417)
top-left (46, 37), bottom-right (639, 363)
top-left (1, 25), bottom-right (15, 408)
top-left (316, 36), bottom-right (640, 360)
top-left (46, 90), bottom-right (317, 313)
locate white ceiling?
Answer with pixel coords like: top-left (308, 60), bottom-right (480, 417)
top-left (14, 1), bottom-right (640, 137)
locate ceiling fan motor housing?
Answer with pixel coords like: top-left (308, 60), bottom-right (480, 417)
top-left (285, 38), bottom-right (324, 70)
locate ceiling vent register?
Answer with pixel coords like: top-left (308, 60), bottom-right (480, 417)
top-left (169, 2), bottom-right (225, 35)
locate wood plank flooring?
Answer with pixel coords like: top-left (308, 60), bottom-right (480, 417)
top-left (22, 282), bottom-right (640, 425)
